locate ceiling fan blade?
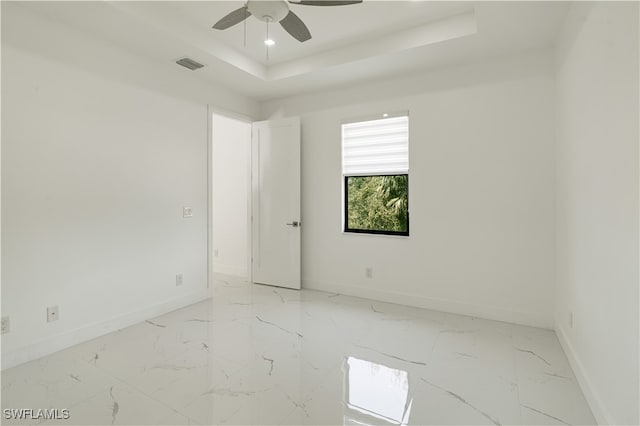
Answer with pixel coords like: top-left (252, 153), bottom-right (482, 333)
top-left (288, 0), bottom-right (362, 5)
top-left (280, 10), bottom-right (312, 42)
top-left (212, 6), bottom-right (251, 30)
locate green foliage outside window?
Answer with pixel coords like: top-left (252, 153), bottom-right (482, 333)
top-left (345, 175), bottom-right (409, 235)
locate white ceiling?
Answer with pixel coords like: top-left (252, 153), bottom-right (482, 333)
top-left (139, 1), bottom-right (477, 65)
top-left (16, 1), bottom-right (570, 101)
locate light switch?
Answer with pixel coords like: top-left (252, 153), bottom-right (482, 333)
top-left (183, 207), bottom-right (193, 218)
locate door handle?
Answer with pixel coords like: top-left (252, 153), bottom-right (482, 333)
top-left (286, 221), bottom-right (300, 227)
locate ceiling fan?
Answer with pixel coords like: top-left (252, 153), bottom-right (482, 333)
top-left (212, 0), bottom-right (363, 43)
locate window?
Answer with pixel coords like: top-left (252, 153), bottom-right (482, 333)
top-left (342, 113), bottom-right (409, 236)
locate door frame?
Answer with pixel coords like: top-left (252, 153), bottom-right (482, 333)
top-left (207, 105), bottom-right (255, 289)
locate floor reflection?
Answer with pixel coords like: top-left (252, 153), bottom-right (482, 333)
top-left (343, 356), bottom-right (413, 426)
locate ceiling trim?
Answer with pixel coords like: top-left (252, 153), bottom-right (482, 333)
top-left (268, 10), bottom-right (477, 81)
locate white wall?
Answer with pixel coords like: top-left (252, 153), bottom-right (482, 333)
top-left (211, 114), bottom-right (251, 278)
top-left (1, 4), bottom-right (258, 368)
top-left (263, 50), bottom-right (556, 328)
top-left (554, 2), bottom-right (639, 425)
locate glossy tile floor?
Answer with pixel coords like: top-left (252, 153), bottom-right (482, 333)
top-left (2, 276), bottom-right (595, 425)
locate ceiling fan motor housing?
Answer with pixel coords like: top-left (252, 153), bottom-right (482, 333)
top-left (247, 1), bottom-right (290, 22)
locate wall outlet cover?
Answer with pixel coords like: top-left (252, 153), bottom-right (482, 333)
top-left (569, 312), bottom-right (573, 328)
top-left (47, 306), bottom-right (59, 323)
top-left (176, 273), bottom-right (184, 286)
top-left (365, 267), bottom-right (373, 278)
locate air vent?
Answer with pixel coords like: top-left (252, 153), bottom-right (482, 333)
top-left (176, 57), bottom-right (205, 71)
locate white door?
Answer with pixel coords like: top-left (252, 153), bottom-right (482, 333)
top-left (251, 117), bottom-right (301, 290)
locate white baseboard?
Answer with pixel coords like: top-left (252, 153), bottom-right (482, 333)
top-left (302, 279), bottom-right (553, 329)
top-left (555, 324), bottom-right (612, 425)
top-left (1, 289), bottom-right (211, 370)
top-left (212, 262), bottom-right (247, 278)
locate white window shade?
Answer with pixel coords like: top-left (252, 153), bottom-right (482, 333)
top-left (342, 115), bottom-right (409, 175)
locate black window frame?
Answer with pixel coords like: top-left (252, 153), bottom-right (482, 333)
top-left (343, 174), bottom-right (410, 237)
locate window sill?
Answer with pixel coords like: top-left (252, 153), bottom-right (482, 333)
top-left (341, 231), bottom-right (410, 239)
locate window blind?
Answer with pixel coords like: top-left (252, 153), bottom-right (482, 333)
top-left (342, 115), bottom-right (409, 175)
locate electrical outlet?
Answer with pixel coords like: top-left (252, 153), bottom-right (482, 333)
top-left (365, 267), bottom-right (373, 278)
top-left (183, 207), bottom-right (193, 218)
top-left (569, 312), bottom-right (573, 329)
top-left (1, 316), bottom-right (10, 334)
top-left (47, 306), bottom-right (59, 323)
top-left (176, 273), bottom-right (184, 286)
top-left (213, 249), bottom-right (219, 258)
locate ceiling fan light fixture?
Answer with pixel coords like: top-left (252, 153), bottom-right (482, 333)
top-left (212, 0), bottom-right (363, 43)
top-left (264, 39), bottom-right (276, 46)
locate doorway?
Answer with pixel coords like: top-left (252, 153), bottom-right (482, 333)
top-left (210, 112), bottom-right (301, 289)
top-left (211, 112), bottom-right (252, 279)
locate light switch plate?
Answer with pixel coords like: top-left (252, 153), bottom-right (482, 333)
top-left (1, 316), bottom-right (9, 334)
top-left (183, 207), bottom-right (193, 218)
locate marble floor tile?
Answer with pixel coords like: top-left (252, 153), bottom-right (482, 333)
top-left (45, 383), bottom-right (190, 426)
top-left (1, 275), bottom-right (596, 425)
top-left (1, 349), bottom-right (121, 412)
